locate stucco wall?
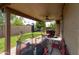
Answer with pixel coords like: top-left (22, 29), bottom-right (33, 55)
top-left (63, 4), bottom-right (79, 54)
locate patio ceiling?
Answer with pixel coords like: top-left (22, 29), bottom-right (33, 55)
top-left (0, 3), bottom-right (64, 21)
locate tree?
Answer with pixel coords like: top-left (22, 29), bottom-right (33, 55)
top-left (11, 14), bottom-right (24, 26)
top-left (50, 22), bottom-right (56, 31)
top-left (0, 10), bottom-right (4, 26)
top-left (35, 21), bottom-right (46, 31)
top-left (0, 10), bottom-right (24, 26)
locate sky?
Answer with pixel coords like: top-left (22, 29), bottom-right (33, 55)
top-left (46, 21), bottom-right (55, 27)
top-left (22, 18), bottom-right (36, 25)
top-left (22, 17), bottom-right (55, 27)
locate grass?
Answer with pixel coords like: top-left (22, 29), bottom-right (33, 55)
top-left (0, 32), bottom-right (41, 53)
top-left (20, 32), bottom-right (41, 41)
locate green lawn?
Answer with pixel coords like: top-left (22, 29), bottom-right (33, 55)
top-left (0, 32), bottom-right (41, 53)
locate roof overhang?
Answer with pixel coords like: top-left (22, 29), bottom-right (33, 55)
top-left (0, 3), bottom-right (64, 21)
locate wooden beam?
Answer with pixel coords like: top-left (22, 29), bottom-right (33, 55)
top-left (61, 4), bottom-right (65, 38)
top-left (0, 3), bottom-right (10, 9)
top-left (55, 20), bottom-right (60, 37)
top-left (6, 7), bottom-right (42, 22)
top-left (4, 8), bottom-right (11, 55)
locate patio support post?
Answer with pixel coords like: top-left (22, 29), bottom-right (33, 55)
top-left (55, 20), bottom-right (60, 37)
top-left (4, 8), bottom-right (11, 55)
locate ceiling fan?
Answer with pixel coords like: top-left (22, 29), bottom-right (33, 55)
top-left (45, 16), bottom-right (54, 22)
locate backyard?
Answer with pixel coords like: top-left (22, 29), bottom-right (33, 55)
top-left (0, 32), bottom-right (41, 53)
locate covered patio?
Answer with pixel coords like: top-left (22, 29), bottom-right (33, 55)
top-left (0, 3), bottom-right (79, 55)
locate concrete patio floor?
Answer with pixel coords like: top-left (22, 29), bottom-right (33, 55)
top-left (0, 47), bottom-right (16, 55)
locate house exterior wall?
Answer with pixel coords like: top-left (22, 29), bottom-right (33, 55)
top-left (63, 4), bottom-right (79, 54)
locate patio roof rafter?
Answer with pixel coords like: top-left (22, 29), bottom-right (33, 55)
top-left (5, 7), bottom-right (42, 22)
top-left (0, 3), bottom-right (10, 9)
